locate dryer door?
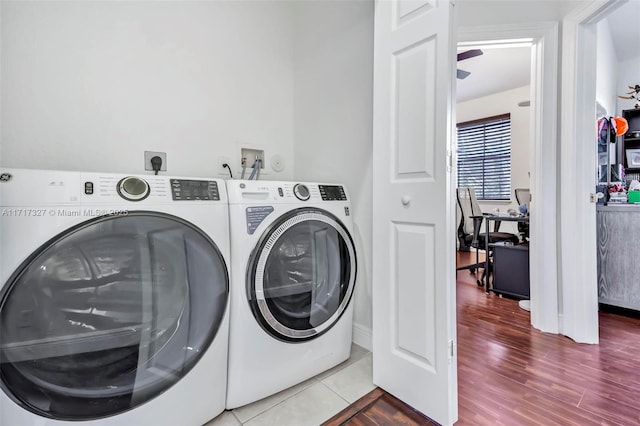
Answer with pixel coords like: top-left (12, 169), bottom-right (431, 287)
top-left (0, 212), bottom-right (228, 420)
top-left (248, 208), bottom-right (356, 342)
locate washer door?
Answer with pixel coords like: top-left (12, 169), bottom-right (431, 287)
top-left (248, 208), bottom-right (356, 342)
top-left (0, 212), bottom-right (228, 420)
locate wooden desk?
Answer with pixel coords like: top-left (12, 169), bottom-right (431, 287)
top-left (482, 213), bottom-right (530, 294)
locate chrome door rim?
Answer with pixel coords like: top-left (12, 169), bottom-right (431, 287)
top-left (252, 211), bottom-right (356, 339)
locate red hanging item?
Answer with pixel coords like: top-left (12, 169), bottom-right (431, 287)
top-left (613, 116), bottom-right (629, 136)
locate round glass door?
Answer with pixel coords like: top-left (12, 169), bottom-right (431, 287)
top-left (248, 208), bottom-right (356, 342)
top-left (0, 212), bottom-right (228, 420)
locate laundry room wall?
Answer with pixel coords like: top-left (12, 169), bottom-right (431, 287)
top-left (1, 1), bottom-right (295, 179)
top-left (291, 0), bottom-right (375, 350)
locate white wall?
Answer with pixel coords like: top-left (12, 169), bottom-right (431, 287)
top-left (4, 0), bottom-right (377, 348)
top-left (596, 19), bottom-right (618, 116)
top-left (617, 56), bottom-right (640, 114)
top-left (291, 0), bottom-right (374, 349)
top-left (456, 85), bottom-right (531, 233)
top-left (458, 0), bottom-right (570, 27)
top-left (1, 1), bottom-right (295, 179)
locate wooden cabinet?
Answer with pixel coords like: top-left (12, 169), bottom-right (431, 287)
top-left (621, 108), bottom-right (640, 172)
top-left (597, 204), bottom-right (640, 310)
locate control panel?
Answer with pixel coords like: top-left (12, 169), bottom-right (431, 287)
top-left (318, 185), bottom-right (347, 201)
top-left (170, 179), bottom-right (220, 201)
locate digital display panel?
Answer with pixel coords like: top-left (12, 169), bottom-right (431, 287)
top-left (170, 180), bottom-right (219, 201)
top-left (318, 185), bottom-right (346, 201)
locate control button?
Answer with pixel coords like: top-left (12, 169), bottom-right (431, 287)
top-left (278, 187), bottom-right (284, 197)
top-left (123, 178), bottom-right (147, 195)
top-left (293, 184), bottom-right (310, 201)
top-left (117, 176), bottom-right (150, 201)
top-left (84, 182), bottom-right (94, 195)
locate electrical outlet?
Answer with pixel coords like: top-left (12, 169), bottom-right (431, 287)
top-left (218, 156), bottom-right (232, 176)
top-left (144, 151), bottom-right (167, 172)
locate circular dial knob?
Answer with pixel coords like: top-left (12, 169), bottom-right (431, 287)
top-left (293, 184), bottom-right (310, 201)
top-left (117, 176), bottom-right (150, 201)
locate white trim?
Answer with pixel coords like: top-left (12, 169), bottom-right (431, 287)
top-left (559, 0), bottom-right (626, 344)
top-left (352, 322), bottom-right (372, 352)
top-left (458, 22), bottom-right (559, 334)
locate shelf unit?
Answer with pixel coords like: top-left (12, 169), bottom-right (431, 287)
top-left (621, 108), bottom-right (640, 172)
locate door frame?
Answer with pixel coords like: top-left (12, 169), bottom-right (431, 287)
top-left (458, 22), bottom-right (559, 334)
top-left (560, 0), bottom-right (627, 344)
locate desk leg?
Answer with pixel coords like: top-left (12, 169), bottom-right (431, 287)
top-left (485, 218), bottom-right (490, 294)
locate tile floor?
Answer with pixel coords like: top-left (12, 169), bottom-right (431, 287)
top-left (204, 344), bottom-right (373, 426)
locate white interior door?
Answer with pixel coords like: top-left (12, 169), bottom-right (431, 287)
top-left (371, 1), bottom-right (457, 425)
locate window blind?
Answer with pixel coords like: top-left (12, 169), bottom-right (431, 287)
top-left (457, 114), bottom-right (511, 201)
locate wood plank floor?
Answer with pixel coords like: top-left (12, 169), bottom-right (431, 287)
top-left (325, 251), bottom-right (640, 425)
top-left (322, 388), bottom-right (436, 425)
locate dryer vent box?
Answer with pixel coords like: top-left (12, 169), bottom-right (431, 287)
top-left (241, 148), bottom-right (264, 169)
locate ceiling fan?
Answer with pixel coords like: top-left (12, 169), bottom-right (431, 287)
top-left (457, 49), bottom-right (483, 79)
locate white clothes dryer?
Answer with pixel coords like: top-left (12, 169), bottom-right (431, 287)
top-left (226, 180), bottom-right (357, 409)
top-left (0, 169), bottom-right (230, 425)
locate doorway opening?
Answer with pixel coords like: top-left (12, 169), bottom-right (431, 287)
top-left (455, 22), bottom-right (559, 335)
top-left (455, 39), bottom-right (533, 308)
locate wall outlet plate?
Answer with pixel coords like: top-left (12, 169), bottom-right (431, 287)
top-left (144, 151), bottom-right (167, 172)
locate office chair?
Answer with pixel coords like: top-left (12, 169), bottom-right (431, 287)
top-left (456, 187), bottom-right (520, 286)
top-left (514, 188), bottom-right (530, 243)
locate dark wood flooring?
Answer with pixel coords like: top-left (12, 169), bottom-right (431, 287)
top-left (324, 251), bottom-right (640, 425)
top-left (322, 388), bottom-right (436, 425)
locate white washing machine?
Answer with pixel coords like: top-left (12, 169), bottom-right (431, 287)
top-left (0, 169), bottom-right (230, 425)
top-left (226, 180), bottom-right (357, 409)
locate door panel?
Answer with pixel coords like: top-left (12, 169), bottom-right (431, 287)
top-left (395, 38), bottom-right (436, 179)
top-left (372, 0), bottom-right (457, 424)
top-left (247, 208), bottom-right (356, 342)
top-left (396, 0), bottom-right (434, 27)
top-left (393, 222), bottom-right (436, 369)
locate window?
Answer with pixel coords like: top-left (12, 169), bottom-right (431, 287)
top-left (457, 113), bottom-right (511, 201)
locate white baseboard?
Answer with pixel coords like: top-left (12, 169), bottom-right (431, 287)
top-left (352, 322), bottom-right (372, 352)
top-left (557, 313), bottom-right (564, 335)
